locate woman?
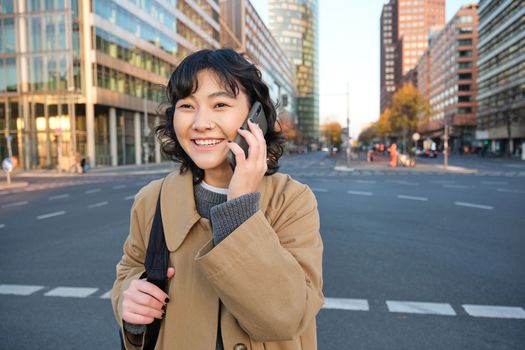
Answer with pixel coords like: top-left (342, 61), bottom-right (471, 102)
top-left (111, 48), bottom-right (324, 350)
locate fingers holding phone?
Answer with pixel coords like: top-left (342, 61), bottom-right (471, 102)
top-left (226, 119), bottom-right (268, 201)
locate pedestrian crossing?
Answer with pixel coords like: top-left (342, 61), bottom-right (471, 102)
top-left (1, 283), bottom-right (524, 320)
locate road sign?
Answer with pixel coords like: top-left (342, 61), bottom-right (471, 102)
top-left (2, 157), bottom-right (14, 172)
top-left (412, 132), bottom-right (420, 141)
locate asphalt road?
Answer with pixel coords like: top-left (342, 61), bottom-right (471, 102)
top-left (1, 152), bottom-right (524, 349)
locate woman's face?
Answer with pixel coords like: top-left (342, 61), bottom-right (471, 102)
top-left (173, 69), bottom-right (250, 174)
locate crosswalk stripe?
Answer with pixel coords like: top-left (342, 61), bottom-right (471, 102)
top-left (0, 224), bottom-right (5, 229)
top-left (0, 284), bottom-right (45, 296)
top-left (49, 194), bottom-right (70, 200)
top-left (85, 189), bottom-right (101, 194)
top-left (44, 287), bottom-right (99, 298)
top-left (2, 201), bottom-right (29, 208)
top-left (88, 201), bottom-right (109, 208)
top-left (311, 188), bottom-right (328, 193)
top-left (347, 190), bottom-right (373, 196)
top-left (124, 195), bottom-right (135, 201)
top-left (36, 211), bottom-right (66, 220)
top-left (454, 201), bottom-right (493, 210)
top-left (323, 298), bottom-right (369, 311)
top-left (397, 195), bottom-right (428, 201)
top-left (386, 301), bottom-right (456, 316)
top-left (443, 184), bottom-right (469, 189)
top-left (463, 305), bottom-right (525, 319)
top-left (100, 290), bottom-right (112, 299)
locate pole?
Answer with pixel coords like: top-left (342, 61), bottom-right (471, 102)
top-left (444, 123), bottom-right (448, 169)
top-left (346, 83), bottom-right (350, 167)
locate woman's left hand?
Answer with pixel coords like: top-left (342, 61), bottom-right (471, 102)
top-left (226, 119), bottom-right (267, 201)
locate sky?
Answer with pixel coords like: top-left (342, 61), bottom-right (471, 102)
top-left (250, 0), bottom-right (472, 138)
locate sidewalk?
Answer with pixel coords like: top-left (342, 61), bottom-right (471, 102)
top-left (334, 152), bottom-right (478, 174)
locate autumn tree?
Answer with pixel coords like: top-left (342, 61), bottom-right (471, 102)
top-left (389, 83), bottom-right (429, 151)
top-left (320, 122), bottom-right (342, 148)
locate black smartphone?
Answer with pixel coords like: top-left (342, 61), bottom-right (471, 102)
top-left (227, 101), bottom-right (268, 168)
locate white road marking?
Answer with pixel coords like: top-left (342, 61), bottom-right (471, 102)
top-left (463, 305), bottom-right (525, 319)
top-left (454, 202), bottom-right (493, 210)
top-left (347, 190), bottom-right (373, 196)
top-left (431, 180), bottom-right (456, 184)
top-left (84, 189), bottom-right (101, 194)
top-left (443, 184), bottom-right (469, 189)
top-left (482, 181), bottom-right (508, 185)
top-left (386, 180), bottom-right (419, 186)
top-left (0, 224), bottom-right (5, 229)
top-left (113, 185), bottom-right (127, 189)
top-left (311, 188), bottom-right (328, 193)
top-left (44, 287), bottom-right (99, 298)
top-left (2, 201), bottom-right (29, 208)
top-left (397, 195), bottom-right (428, 201)
top-left (323, 298), bottom-right (369, 311)
top-left (88, 201), bottom-right (109, 209)
top-left (496, 188), bottom-right (525, 194)
top-left (49, 194), bottom-right (70, 200)
top-left (36, 211), bottom-right (66, 220)
top-left (355, 180), bottom-right (377, 184)
top-left (100, 290), bottom-right (112, 299)
top-left (386, 301), bottom-right (456, 316)
top-left (0, 284), bottom-right (44, 296)
top-left (124, 195), bottom-right (135, 201)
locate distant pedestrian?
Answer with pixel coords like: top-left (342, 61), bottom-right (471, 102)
top-left (389, 143), bottom-right (398, 167)
top-left (112, 49), bottom-right (324, 350)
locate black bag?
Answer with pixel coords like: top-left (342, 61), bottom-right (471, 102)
top-left (120, 182), bottom-right (170, 350)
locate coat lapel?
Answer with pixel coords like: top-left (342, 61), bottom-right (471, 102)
top-left (161, 170), bottom-right (201, 252)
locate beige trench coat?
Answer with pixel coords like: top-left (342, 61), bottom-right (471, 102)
top-left (111, 170), bottom-right (324, 350)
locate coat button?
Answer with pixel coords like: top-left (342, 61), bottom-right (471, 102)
top-left (233, 344), bottom-right (247, 350)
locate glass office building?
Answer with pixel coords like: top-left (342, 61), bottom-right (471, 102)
top-left (0, 0), bottom-right (220, 170)
top-left (268, 0), bottom-right (319, 143)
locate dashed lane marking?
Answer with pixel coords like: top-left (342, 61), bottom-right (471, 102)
top-left (463, 305), bottom-right (525, 319)
top-left (0, 284), bottom-right (45, 296)
top-left (49, 194), bottom-right (70, 200)
top-left (482, 181), bottom-right (508, 185)
top-left (2, 284), bottom-right (524, 320)
top-left (397, 195), bottom-right (428, 201)
top-left (454, 201), bottom-right (493, 210)
top-left (84, 189), bottom-right (101, 194)
top-left (1, 201), bottom-right (28, 208)
top-left (88, 201), bottom-right (109, 209)
top-left (36, 211), bottom-right (66, 220)
top-left (443, 184), bottom-right (469, 189)
top-left (113, 185), bottom-right (127, 189)
top-left (311, 188), bottom-right (328, 193)
top-left (496, 188), bottom-right (525, 194)
top-left (124, 195), bottom-right (135, 201)
top-left (44, 287), bottom-right (99, 298)
top-left (347, 190), bottom-right (373, 196)
top-left (387, 301), bottom-right (456, 316)
top-left (355, 180), bottom-right (377, 184)
top-left (0, 224), bottom-right (5, 229)
top-left (323, 298), bottom-right (369, 311)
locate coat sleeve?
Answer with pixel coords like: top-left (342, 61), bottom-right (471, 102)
top-left (111, 187), bottom-right (155, 350)
top-left (195, 182), bottom-right (324, 342)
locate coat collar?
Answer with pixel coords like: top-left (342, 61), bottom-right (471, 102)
top-left (160, 169), bottom-right (271, 252)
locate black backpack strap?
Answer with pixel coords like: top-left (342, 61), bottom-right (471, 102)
top-left (143, 179), bottom-right (169, 350)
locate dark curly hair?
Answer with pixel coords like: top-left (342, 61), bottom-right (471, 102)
top-left (155, 48), bottom-right (285, 184)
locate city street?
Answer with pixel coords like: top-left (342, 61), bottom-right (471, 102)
top-left (1, 152), bottom-right (524, 349)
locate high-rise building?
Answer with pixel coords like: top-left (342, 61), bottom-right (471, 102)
top-left (380, 0), bottom-right (445, 113)
top-left (380, 0), bottom-right (400, 113)
top-left (0, 0), bottom-right (220, 170)
top-left (268, 0), bottom-right (319, 143)
top-left (417, 3), bottom-right (479, 153)
top-left (476, 0), bottom-right (525, 157)
top-left (219, 0), bottom-right (296, 122)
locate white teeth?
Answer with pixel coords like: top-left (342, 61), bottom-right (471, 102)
top-left (194, 139), bottom-right (222, 146)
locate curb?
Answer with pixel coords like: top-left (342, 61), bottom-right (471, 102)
top-left (0, 181), bottom-right (29, 190)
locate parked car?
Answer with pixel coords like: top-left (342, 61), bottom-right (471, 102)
top-left (424, 148), bottom-right (438, 158)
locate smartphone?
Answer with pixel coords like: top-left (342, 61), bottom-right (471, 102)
top-left (227, 101), bottom-right (268, 168)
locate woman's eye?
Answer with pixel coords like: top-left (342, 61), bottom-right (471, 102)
top-left (177, 104), bottom-right (193, 109)
top-left (215, 103), bottom-right (229, 109)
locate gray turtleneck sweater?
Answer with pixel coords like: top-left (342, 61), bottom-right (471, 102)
top-left (124, 183), bottom-right (260, 350)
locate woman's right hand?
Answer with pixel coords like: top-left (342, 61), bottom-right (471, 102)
top-left (121, 267), bottom-right (175, 324)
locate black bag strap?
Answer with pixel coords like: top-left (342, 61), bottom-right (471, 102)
top-left (143, 179), bottom-right (169, 350)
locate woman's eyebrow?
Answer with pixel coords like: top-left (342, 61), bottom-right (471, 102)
top-left (208, 91), bottom-right (235, 99)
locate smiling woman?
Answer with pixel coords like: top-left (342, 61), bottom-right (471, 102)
top-left (111, 49), bottom-right (324, 350)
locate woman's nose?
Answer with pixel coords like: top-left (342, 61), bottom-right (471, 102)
top-left (192, 111), bottom-right (213, 131)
